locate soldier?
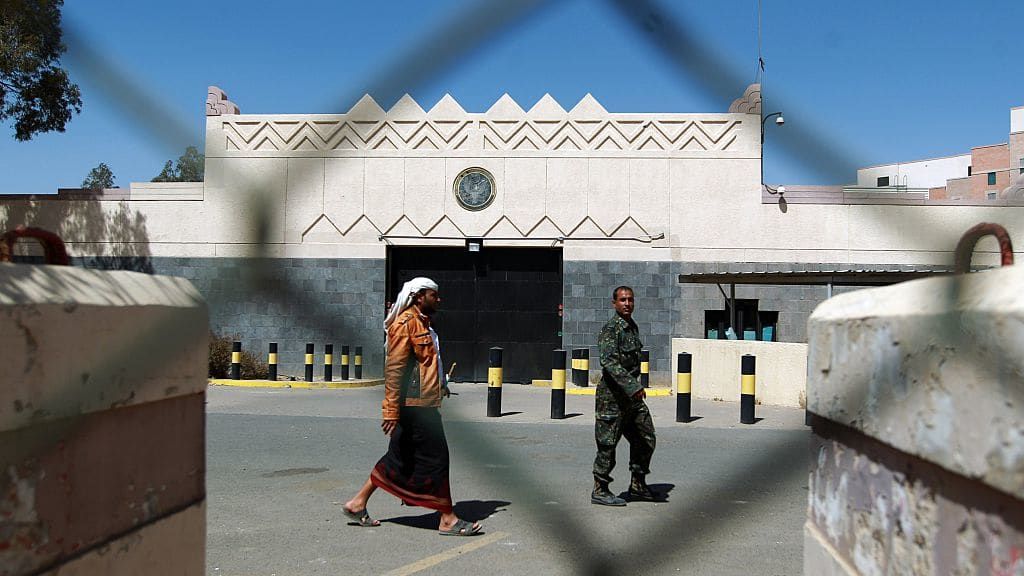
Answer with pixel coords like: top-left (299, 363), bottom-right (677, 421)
top-left (591, 285), bottom-right (658, 506)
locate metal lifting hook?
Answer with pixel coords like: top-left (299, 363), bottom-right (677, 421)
top-left (0, 226), bottom-right (71, 266)
top-left (953, 223), bottom-right (1014, 274)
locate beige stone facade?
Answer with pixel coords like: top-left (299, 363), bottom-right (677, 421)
top-left (3, 88), bottom-right (1024, 381)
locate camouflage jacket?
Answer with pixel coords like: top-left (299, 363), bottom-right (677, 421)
top-left (597, 313), bottom-right (644, 414)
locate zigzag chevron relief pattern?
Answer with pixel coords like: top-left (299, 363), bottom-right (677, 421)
top-left (219, 94), bottom-right (746, 153)
top-left (223, 119), bottom-right (472, 151)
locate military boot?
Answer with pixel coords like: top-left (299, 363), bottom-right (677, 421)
top-left (591, 480), bottom-right (627, 506)
top-left (628, 474), bottom-right (658, 502)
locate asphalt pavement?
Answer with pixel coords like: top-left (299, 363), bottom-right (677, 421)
top-left (205, 383), bottom-right (809, 576)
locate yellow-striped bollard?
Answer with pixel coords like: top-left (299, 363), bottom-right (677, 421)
top-left (551, 349), bottom-right (566, 419)
top-left (355, 346), bottom-right (363, 379)
top-left (640, 349), bottom-right (650, 388)
top-left (676, 352), bottom-right (692, 422)
top-left (487, 347), bottom-right (503, 417)
top-left (572, 348), bottom-right (590, 387)
top-left (324, 343), bottom-right (334, 382)
top-left (268, 342), bottom-right (278, 381)
top-left (304, 343), bottom-right (314, 382)
top-left (231, 341), bottom-right (241, 380)
top-left (341, 345), bottom-right (350, 380)
top-left (741, 354), bottom-right (756, 424)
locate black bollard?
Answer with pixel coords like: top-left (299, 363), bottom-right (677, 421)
top-left (231, 341), bottom-right (241, 380)
top-left (572, 348), bottom-right (590, 387)
top-left (487, 347), bottom-right (503, 417)
top-left (268, 342), bottom-right (278, 381)
top-left (741, 354), bottom-right (756, 424)
top-left (640, 349), bottom-right (650, 388)
top-left (551, 349), bottom-right (566, 419)
top-left (355, 346), bottom-right (363, 379)
top-left (324, 344), bottom-right (333, 382)
top-left (341, 345), bottom-right (350, 381)
top-left (676, 352), bottom-right (692, 423)
top-left (305, 343), bottom-right (314, 382)
top-left (580, 348), bottom-right (589, 387)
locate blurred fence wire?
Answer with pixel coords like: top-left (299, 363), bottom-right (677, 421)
top-left (9, 0), bottom-right (1016, 573)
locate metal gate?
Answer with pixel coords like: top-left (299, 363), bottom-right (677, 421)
top-left (387, 246), bottom-right (562, 383)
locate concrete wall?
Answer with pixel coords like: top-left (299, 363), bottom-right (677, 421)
top-left (805, 266), bottom-right (1024, 574)
top-left (5, 93), bottom-right (1023, 268)
top-left (4, 93), bottom-right (1024, 383)
top-left (0, 263), bottom-right (208, 575)
top-left (670, 337), bottom-right (807, 407)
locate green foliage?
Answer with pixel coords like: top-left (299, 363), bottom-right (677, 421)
top-left (81, 162), bottom-right (115, 190)
top-left (152, 145), bottom-right (204, 182)
top-left (0, 0), bottom-right (82, 140)
top-left (209, 332), bottom-right (268, 379)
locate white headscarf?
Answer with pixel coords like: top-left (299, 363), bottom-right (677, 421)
top-left (384, 277), bottom-right (439, 333)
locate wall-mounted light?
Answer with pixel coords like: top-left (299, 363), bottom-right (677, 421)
top-left (466, 238), bottom-right (482, 252)
top-left (761, 111), bottom-right (784, 143)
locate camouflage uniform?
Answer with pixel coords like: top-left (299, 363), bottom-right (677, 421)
top-left (593, 313), bottom-right (656, 486)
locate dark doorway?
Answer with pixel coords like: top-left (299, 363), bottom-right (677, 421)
top-left (387, 246), bottom-right (562, 383)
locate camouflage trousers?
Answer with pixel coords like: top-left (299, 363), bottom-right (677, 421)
top-left (593, 400), bottom-right (656, 485)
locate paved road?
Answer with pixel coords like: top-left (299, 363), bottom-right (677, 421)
top-left (206, 384), bottom-right (809, 576)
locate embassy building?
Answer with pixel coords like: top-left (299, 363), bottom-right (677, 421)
top-left (2, 86), bottom-right (1021, 384)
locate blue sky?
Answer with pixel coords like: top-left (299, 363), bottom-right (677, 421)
top-left (2, 0), bottom-right (1022, 193)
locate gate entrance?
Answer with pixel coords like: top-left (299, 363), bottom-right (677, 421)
top-left (387, 246), bottom-right (562, 383)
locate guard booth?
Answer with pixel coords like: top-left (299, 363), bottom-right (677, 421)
top-left (387, 245), bottom-right (562, 383)
top-left (678, 264), bottom-right (956, 343)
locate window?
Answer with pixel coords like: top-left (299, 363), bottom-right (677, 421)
top-left (968, 166), bottom-right (973, 176)
top-left (988, 172), bottom-right (997, 185)
top-left (704, 299), bottom-right (778, 342)
top-left (877, 176), bottom-right (890, 187)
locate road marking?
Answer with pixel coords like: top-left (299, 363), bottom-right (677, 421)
top-left (380, 531), bottom-right (508, 576)
top-left (208, 378), bottom-right (382, 389)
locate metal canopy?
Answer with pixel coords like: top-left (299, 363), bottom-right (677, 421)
top-left (677, 270), bottom-right (952, 286)
top-left (677, 262), bottom-right (958, 287)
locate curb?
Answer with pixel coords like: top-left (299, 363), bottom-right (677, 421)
top-left (531, 380), bottom-right (673, 397)
top-left (209, 378), bottom-right (383, 389)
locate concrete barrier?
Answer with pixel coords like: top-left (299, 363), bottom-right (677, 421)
top-left (670, 337), bottom-right (807, 408)
top-left (0, 263), bottom-right (208, 575)
top-left (805, 265), bottom-right (1024, 574)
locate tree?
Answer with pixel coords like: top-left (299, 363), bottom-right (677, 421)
top-left (81, 162), bottom-right (115, 190)
top-left (152, 145), bottom-right (204, 182)
top-left (0, 0), bottom-right (82, 141)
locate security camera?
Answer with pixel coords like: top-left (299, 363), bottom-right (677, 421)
top-left (775, 115), bottom-right (785, 126)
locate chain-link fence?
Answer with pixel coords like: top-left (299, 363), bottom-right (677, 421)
top-left (3, 1), bottom-right (1021, 574)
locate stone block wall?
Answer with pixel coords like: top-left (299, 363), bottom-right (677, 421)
top-left (53, 254), bottom-right (890, 386)
top-left (75, 256), bottom-right (387, 378)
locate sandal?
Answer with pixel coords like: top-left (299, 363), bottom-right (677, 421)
top-left (342, 506), bottom-right (380, 527)
top-left (439, 518), bottom-right (482, 536)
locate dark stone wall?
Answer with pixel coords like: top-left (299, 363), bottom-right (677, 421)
top-left (76, 256), bottom-right (387, 377)
top-left (56, 254), bottom-right (881, 384)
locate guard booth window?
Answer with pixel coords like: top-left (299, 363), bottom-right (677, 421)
top-left (704, 299), bottom-right (779, 341)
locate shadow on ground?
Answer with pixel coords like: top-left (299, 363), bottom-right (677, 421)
top-left (616, 483), bottom-right (675, 503)
top-left (384, 499), bottom-right (512, 529)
